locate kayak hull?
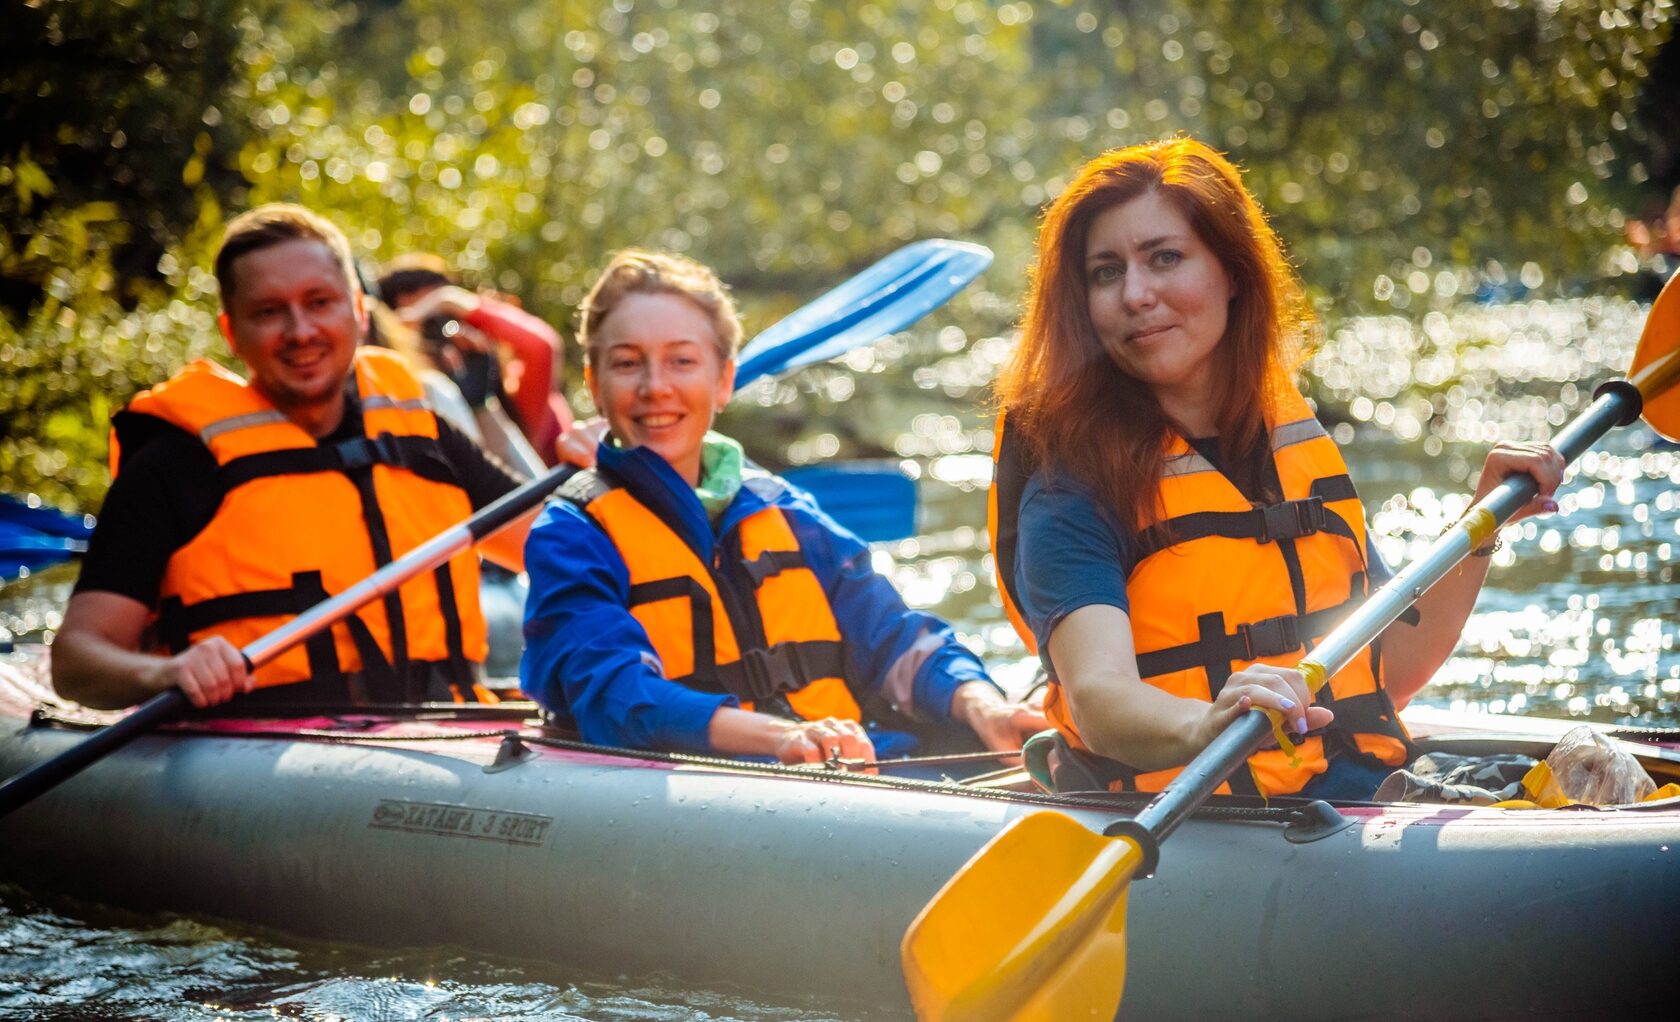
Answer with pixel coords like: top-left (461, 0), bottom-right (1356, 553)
top-left (3, 694), bottom-right (1678, 1019)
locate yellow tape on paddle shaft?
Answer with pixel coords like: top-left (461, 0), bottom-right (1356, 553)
top-left (1460, 506), bottom-right (1498, 550)
top-left (1264, 659), bottom-right (1330, 765)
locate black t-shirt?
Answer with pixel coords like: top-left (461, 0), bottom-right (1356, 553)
top-left (76, 389), bottom-right (526, 606)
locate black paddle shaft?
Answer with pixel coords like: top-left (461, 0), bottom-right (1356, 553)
top-left (0, 461), bottom-right (579, 821)
top-left (1105, 379), bottom-right (1644, 875)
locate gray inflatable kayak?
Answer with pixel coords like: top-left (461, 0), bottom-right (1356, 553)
top-left (2, 653), bottom-right (1677, 1021)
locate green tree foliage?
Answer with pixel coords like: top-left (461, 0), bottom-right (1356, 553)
top-left (0, 0), bottom-right (273, 309)
top-left (1022, 0), bottom-right (1674, 307)
top-left (1, 0), bottom-right (1673, 509)
top-left (0, 0), bottom-right (279, 506)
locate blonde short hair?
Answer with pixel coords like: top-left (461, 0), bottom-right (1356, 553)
top-left (579, 249), bottom-right (742, 368)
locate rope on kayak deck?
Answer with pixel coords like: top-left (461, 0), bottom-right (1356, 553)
top-left (507, 731), bottom-right (1369, 827)
top-left (22, 705), bottom-right (1380, 828)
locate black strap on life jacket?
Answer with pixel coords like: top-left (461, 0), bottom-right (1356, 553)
top-left (991, 421), bottom-right (1036, 633)
top-left (628, 576), bottom-right (717, 680)
top-left (207, 425), bottom-right (470, 703)
top-left (154, 569), bottom-right (430, 703)
top-left (1134, 488), bottom-right (1362, 564)
top-left (1133, 593), bottom-right (1367, 687)
top-left (426, 556), bottom-right (479, 702)
top-left (558, 469), bottom-right (614, 506)
top-left (710, 640), bottom-right (849, 703)
top-left (156, 570), bottom-right (338, 677)
top-left (741, 548), bottom-right (809, 585)
top-left (573, 466), bottom-right (852, 707)
top-left (217, 432), bottom-right (461, 490)
top-left (625, 575), bottom-right (846, 703)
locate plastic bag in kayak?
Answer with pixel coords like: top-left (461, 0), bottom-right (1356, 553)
top-left (1532, 726), bottom-right (1657, 806)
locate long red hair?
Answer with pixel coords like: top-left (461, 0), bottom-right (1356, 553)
top-left (995, 138), bottom-right (1315, 533)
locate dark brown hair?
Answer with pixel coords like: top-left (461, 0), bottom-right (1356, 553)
top-left (377, 252), bottom-right (454, 307)
top-left (994, 137), bottom-right (1313, 532)
top-left (214, 203), bottom-right (357, 304)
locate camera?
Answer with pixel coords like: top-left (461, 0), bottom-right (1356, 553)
top-left (420, 315), bottom-right (497, 407)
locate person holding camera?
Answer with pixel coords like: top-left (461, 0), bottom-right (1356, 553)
top-left (378, 254), bottom-right (573, 467)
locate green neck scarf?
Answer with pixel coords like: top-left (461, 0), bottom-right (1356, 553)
top-left (693, 431), bottom-right (744, 521)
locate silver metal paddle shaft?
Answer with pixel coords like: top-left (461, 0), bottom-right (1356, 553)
top-left (244, 521), bottom-right (473, 669)
top-left (248, 460), bottom-right (574, 669)
top-left (1132, 380), bottom-right (1643, 845)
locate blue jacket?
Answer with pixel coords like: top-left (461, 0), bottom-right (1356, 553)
top-left (520, 441), bottom-right (996, 754)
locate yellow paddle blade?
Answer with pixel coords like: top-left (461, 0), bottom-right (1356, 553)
top-left (1631, 271), bottom-right (1680, 442)
top-left (901, 811), bottom-right (1143, 1022)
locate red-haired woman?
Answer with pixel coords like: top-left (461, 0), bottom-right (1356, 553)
top-left (992, 139), bottom-right (1564, 799)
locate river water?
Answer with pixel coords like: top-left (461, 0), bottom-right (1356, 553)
top-left (2, 295), bottom-right (1675, 1019)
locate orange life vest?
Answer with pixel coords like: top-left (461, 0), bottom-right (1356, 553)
top-left (115, 348), bottom-right (488, 703)
top-left (989, 394), bottom-right (1412, 796)
top-left (559, 470), bottom-right (863, 722)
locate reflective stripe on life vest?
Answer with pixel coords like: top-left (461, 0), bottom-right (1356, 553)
top-left (117, 348), bottom-right (486, 701)
top-left (562, 469), bottom-right (861, 722)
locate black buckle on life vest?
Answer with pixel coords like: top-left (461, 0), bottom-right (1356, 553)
top-left (1237, 614), bottom-right (1302, 660)
top-left (742, 549), bottom-right (807, 587)
top-left (1258, 497), bottom-right (1326, 543)
top-left (736, 643), bottom-right (805, 701)
top-left (333, 432), bottom-right (405, 473)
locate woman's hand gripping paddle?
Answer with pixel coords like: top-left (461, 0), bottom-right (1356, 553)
top-left (0, 238), bottom-right (993, 820)
top-left (900, 272), bottom-right (1680, 1022)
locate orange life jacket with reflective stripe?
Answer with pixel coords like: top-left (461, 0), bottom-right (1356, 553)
top-left (989, 394), bottom-right (1412, 796)
top-left (115, 348), bottom-right (488, 703)
top-left (560, 470), bottom-right (862, 722)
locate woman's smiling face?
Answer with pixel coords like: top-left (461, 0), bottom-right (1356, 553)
top-left (587, 291), bottom-right (735, 485)
top-left (1084, 189), bottom-right (1234, 409)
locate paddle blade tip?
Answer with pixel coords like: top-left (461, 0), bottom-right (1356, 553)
top-left (1632, 271), bottom-right (1680, 442)
top-left (902, 811), bottom-right (1141, 1022)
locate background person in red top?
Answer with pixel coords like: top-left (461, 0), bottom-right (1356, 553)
top-left (378, 253), bottom-right (574, 464)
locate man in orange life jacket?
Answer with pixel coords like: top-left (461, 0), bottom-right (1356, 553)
top-left (51, 204), bottom-right (534, 710)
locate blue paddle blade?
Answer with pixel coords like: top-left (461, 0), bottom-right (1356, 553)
top-left (0, 495), bottom-right (95, 541)
top-left (0, 496), bottom-right (93, 580)
top-left (735, 239), bottom-right (993, 388)
top-left (1, 531), bottom-right (87, 578)
top-left (781, 461), bottom-right (918, 543)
